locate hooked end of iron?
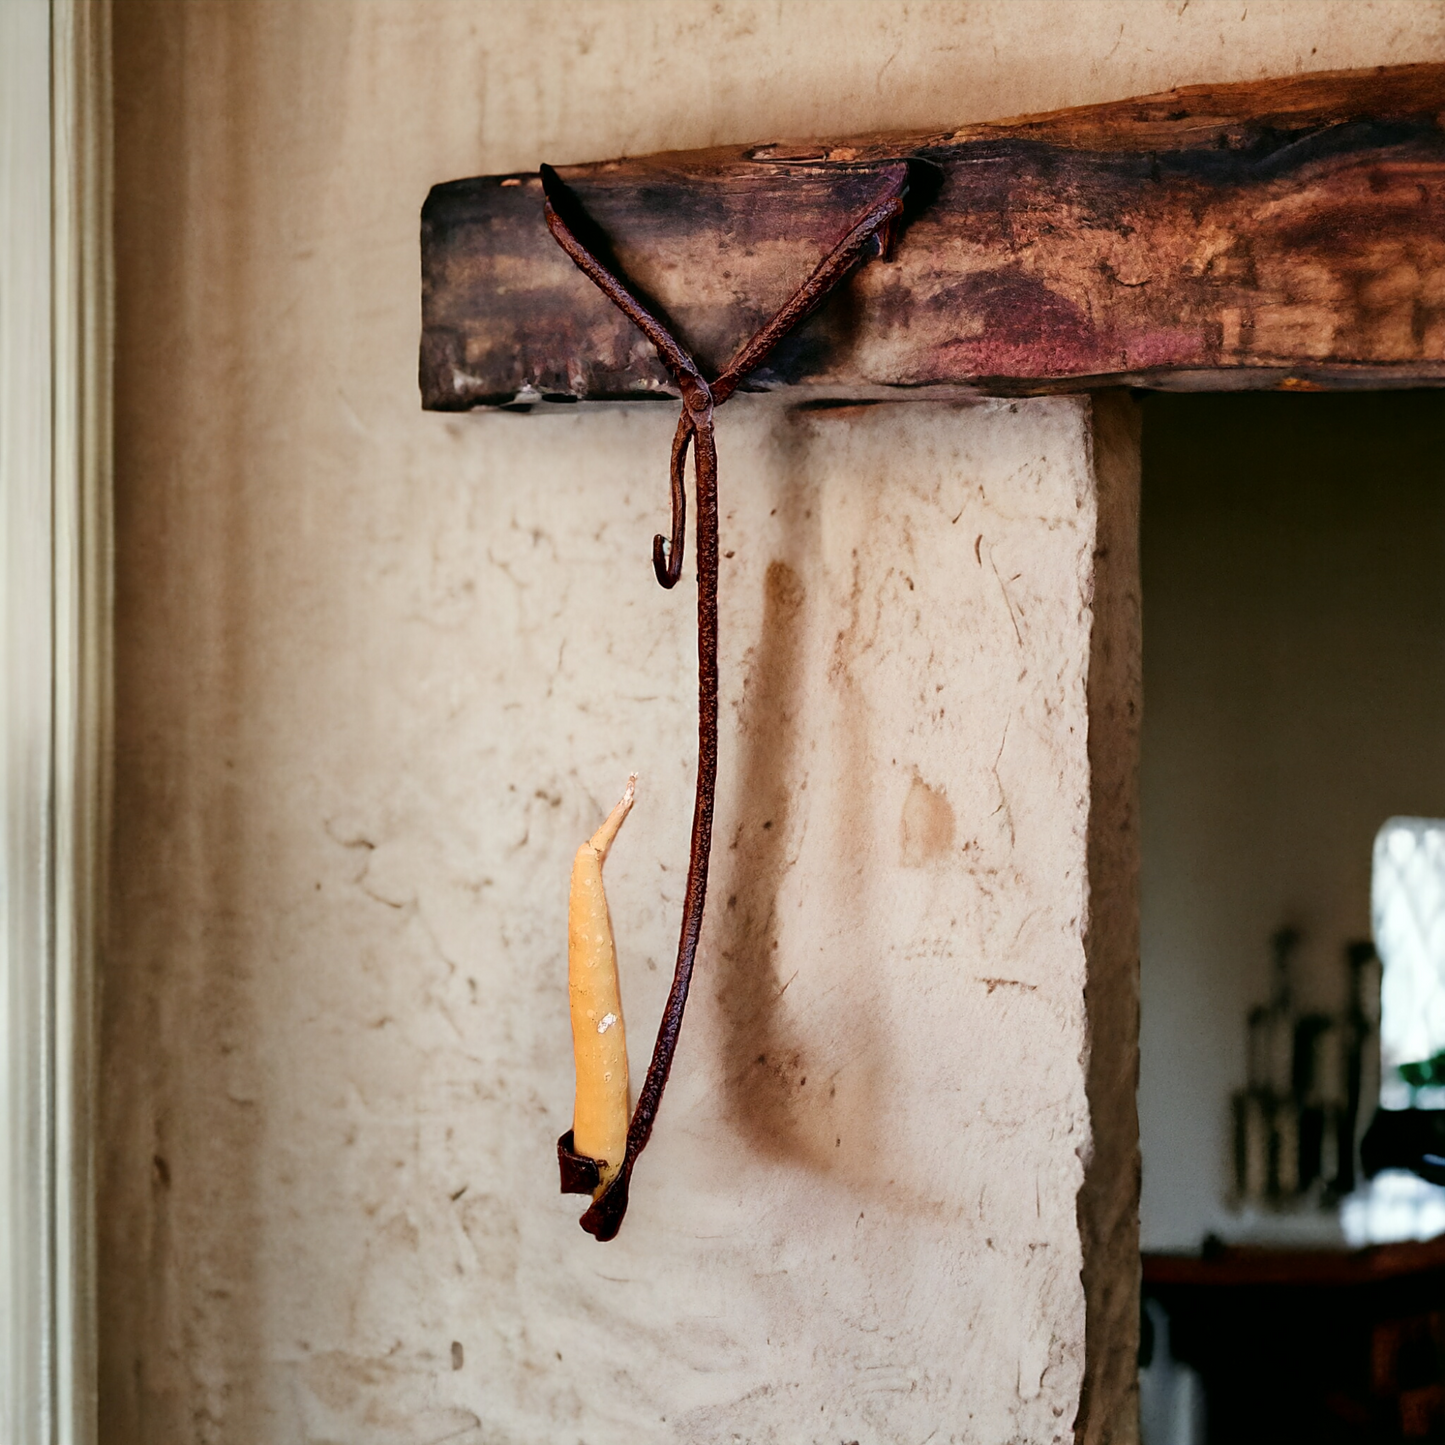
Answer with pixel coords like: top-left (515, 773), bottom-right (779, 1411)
top-left (653, 533), bottom-right (681, 589)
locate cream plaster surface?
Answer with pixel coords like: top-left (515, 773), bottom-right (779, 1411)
top-left (110, 371), bottom-right (1105, 1439)
top-left (107, 2), bottom-right (1443, 1442)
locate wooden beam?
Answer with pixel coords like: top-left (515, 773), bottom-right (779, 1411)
top-left (420, 64), bottom-right (1445, 409)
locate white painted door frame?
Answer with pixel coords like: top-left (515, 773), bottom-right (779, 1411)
top-left (0, 1), bottom-right (110, 1440)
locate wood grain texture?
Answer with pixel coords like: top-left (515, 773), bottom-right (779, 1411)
top-left (421, 63), bottom-right (1445, 407)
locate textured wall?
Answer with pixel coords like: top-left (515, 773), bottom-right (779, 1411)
top-left (106, 2), bottom-right (1443, 1442)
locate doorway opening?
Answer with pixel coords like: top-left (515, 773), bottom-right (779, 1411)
top-left (1137, 392), bottom-right (1445, 1445)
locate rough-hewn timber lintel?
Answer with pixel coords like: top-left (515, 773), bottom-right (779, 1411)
top-left (421, 63), bottom-right (1445, 409)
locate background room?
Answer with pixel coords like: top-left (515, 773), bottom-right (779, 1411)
top-left (1138, 391), bottom-right (1445, 1442)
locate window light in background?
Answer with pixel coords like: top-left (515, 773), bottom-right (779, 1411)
top-left (1373, 817), bottom-right (1445, 1110)
top-left (1340, 818), bottom-right (1445, 1246)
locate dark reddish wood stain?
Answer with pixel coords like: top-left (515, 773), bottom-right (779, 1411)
top-left (1144, 1235), bottom-right (1445, 1289)
top-left (420, 64), bottom-right (1445, 407)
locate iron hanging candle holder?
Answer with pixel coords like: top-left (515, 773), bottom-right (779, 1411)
top-left (543, 160), bottom-right (910, 1240)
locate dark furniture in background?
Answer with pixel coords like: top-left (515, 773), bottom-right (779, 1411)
top-left (1146, 1239), bottom-right (1445, 1442)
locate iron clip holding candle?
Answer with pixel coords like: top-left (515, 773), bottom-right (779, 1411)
top-left (545, 161), bottom-right (909, 1240)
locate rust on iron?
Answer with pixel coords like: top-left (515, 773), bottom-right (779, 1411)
top-left (556, 1130), bottom-right (603, 1196)
top-left (541, 161), bottom-right (908, 1240)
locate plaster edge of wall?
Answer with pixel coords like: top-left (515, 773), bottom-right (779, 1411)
top-left (1076, 391), bottom-right (1144, 1445)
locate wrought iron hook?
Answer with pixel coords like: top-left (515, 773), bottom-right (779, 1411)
top-left (654, 407), bottom-right (694, 589)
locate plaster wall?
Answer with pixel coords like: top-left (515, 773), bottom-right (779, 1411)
top-left (108, 366), bottom-right (1114, 1436)
top-left (106, 3), bottom-right (1444, 1442)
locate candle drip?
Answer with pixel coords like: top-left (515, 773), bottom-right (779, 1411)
top-left (543, 161), bottom-right (909, 1240)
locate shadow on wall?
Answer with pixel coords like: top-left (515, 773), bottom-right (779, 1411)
top-left (712, 410), bottom-right (894, 1184)
top-left (718, 553), bottom-right (820, 1158)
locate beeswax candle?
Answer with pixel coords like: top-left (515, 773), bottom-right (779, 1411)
top-left (568, 776), bottom-right (635, 1190)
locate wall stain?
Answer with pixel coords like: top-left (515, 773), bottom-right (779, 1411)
top-left (900, 772), bottom-right (955, 866)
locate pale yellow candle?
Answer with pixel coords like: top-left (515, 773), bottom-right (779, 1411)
top-left (569, 775), bottom-right (635, 1189)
